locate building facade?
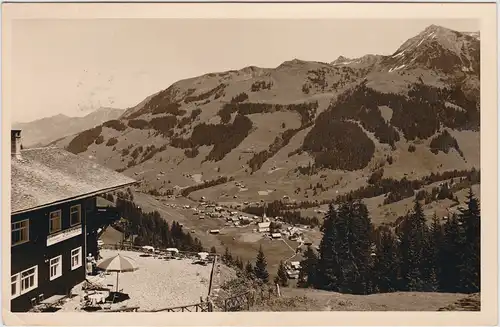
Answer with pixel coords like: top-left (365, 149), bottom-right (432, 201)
top-left (10, 130), bottom-right (136, 312)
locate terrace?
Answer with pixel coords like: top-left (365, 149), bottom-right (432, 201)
top-left (57, 249), bottom-right (214, 312)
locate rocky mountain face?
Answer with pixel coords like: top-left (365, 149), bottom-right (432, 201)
top-left (55, 25), bottom-right (480, 217)
top-left (379, 25), bottom-right (480, 75)
top-left (14, 107), bottom-right (125, 148)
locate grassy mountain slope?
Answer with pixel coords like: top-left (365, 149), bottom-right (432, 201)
top-left (55, 24), bottom-right (480, 224)
top-left (14, 107), bottom-right (124, 147)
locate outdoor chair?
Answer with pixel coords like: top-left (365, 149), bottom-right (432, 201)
top-left (101, 292), bottom-right (118, 310)
top-left (38, 294), bottom-right (44, 303)
top-left (30, 298), bottom-right (37, 307)
top-left (101, 303), bottom-right (112, 310)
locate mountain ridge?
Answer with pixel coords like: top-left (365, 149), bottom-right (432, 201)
top-left (14, 107), bottom-right (124, 147)
top-left (51, 24), bottom-right (480, 225)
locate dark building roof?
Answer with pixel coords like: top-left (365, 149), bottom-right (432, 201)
top-left (11, 147), bottom-right (137, 214)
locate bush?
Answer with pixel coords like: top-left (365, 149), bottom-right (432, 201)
top-left (218, 101), bottom-right (318, 125)
top-left (128, 119), bottom-right (150, 129)
top-left (180, 176), bottom-right (233, 197)
top-left (251, 80), bottom-right (272, 92)
top-left (368, 168), bottom-right (384, 185)
top-left (103, 119), bottom-right (127, 131)
top-left (95, 135), bottom-right (104, 145)
top-left (177, 117), bottom-right (191, 129)
top-left (303, 120), bottom-right (375, 171)
top-left (106, 137), bottom-right (118, 147)
top-left (66, 125), bottom-right (103, 154)
top-left (230, 92), bottom-right (249, 103)
top-left (152, 103), bottom-right (185, 116)
top-left (429, 130), bottom-right (464, 156)
top-left (149, 115), bottom-right (177, 136)
top-left (190, 109), bottom-right (202, 119)
top-left (131, 146), bottom-right (143, 160)
top-left (140, 144), bottom-right (167, 163)
top-left (184, 84), bottom-right (226, 104)
top-left (121, 148), bottom-right (130, 156)
top-left (172, 114), bottom-right (253, 162)
top-left (184, 148), bottom-right (199, 158)
top-left (408, 144), bottom-right (416, 152)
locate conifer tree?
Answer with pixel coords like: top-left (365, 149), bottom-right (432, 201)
top-left (236, 257), bottom-right (244, 270)
top-left (223, 247), bottom-right (234, 265)
top-left (275, 261), bottom-right (289, 287)
top-left (457, 189), bottom-right (480, 293)
top-left (398, 199), bottom-right (428, 291)
top-left (346, 200), bottom-right (373, 294)
top-left (372, 229), bottom-right (399, 292)
top-left (425, 213), bottom-right (443, 291)
top-left (439, 213), bottom-right (463, 292)
top-left (298, 246), bottom-right (318, 287)
top-left (254, 245), bottom-right (269, 283)
top-left (316, 204), bottom-right (341, 291)
top-left (245, 261), bottom-right (255, 279)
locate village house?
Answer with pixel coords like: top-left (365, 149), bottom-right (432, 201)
top-left (257, 222), bottom-right (271, 233)
top-left (271, 233), bottom-right (282, 239)
top-left (10, 130), bottom-right (136, 312)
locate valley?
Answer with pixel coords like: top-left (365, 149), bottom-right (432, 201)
top-left (42, 23), bottom-right (481, 310)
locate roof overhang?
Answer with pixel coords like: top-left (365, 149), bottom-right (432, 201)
top-left (12, 181), bottom-right (140, 215)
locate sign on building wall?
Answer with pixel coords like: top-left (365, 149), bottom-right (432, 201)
top-left (46, 225), bottom-right (82, 246)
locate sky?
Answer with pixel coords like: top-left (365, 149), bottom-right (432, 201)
top-left (11, 19), bottom-right (478, 123)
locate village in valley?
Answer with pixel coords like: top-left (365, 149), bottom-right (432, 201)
top-left (9, 17), bottom-right (483, 315)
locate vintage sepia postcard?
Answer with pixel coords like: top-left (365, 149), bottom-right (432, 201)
top-left (1, 1), bottom-right (498, 326)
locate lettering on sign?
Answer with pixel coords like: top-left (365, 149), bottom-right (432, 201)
top-left (47, 225), bottom-right (82, 246)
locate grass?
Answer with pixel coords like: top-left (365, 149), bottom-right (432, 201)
top-left (128, 191), bottom-right (300, 273)
top-left (252, 288), bottom-right (474, 311)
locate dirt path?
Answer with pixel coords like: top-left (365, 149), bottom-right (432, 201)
top-left (131, 191), bottom-right (304, 270)
top-left (282, 239), bottom-right (298, 262)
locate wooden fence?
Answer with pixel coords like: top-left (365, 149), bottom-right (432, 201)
top-left (221, 286), bottom-right (277, 312)
top-left (146, 297), bottom-right (213, 312)
top-left (207, 255), bottom-right (217, 296)
top-left (103, 306), bottom-right (140, 312)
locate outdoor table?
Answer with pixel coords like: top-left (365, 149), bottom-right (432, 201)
top-left (39, 294), bottom-right (66, 308)
top-left (87, 292), bottom-right (109, 305)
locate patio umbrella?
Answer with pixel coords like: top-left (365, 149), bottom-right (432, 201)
top-left (97, 254), bottom-right (139, 292)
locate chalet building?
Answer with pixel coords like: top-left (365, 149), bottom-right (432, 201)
top-left (257, 222), bottom-right (271, 233)
top-left (10, 130), bottom-right (136, 312)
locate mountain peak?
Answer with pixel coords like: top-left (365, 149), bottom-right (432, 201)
top-left (277, 58), bottom-right (309, 68)
top-left (331, 56), bottom-right (352, 65)
top-left (423, 24), bottom-right (449, 33)
top-left (380, 24), bottom-right (480, 75)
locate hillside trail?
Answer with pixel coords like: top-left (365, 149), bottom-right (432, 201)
top-left (282, 239), bottom-right (298, 262)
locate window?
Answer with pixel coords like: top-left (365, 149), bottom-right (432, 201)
top-left (71, 247), bottom-right (82, 270)
top-left (12, 219), bottom-right (29, 246)
top-left (70, 205), bottom-right (82, 226)
top-left (11, 274), bottom-right (20, 299)
top-left (49, 210), bottom-right (62, 234)
top-left (49, 256), bottom-right (62, 281)
top-left (20, 266), bottom-right (38, 294)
